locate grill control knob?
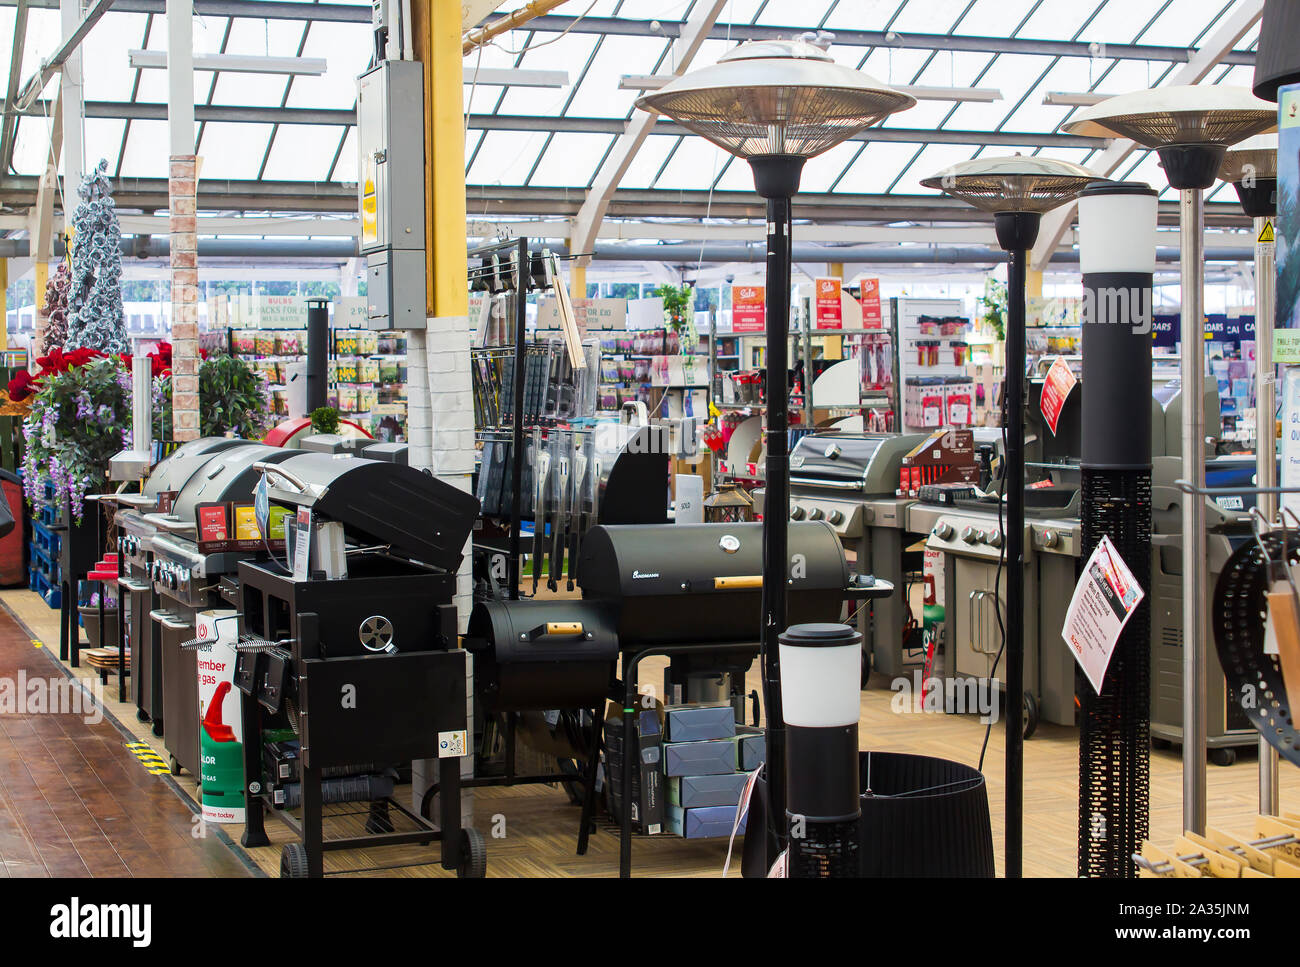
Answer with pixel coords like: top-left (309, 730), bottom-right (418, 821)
top-left (789, 505), bottom-right (806, 520)
top-left (1041, 529), bottom-right (1059, 549)
top-left (828, 510), bottom-right (845, 526)
top-left (934, 522), bottom-right (954, 541)
top-left (961, 526), bottom-right (978, 544)
top-left (808, 508), bottom-right (825, 521)
top-left (985, 530), bottom-right (1003, 548)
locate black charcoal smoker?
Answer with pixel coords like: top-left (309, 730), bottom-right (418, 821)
top-left (234, 452), bottom-right (485, 878)
top-left (1075, 181), bottom-right (1158, 878)
top-left (466, 519), bottom-right (891, 876)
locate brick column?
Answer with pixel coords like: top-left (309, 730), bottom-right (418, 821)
top-left (169, 155), bottom-right (199, 442)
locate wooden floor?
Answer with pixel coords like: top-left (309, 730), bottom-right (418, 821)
top-left (4, 586), bottom-right (1298, 878)
top-left (0, 595), bottom-right (254, 877)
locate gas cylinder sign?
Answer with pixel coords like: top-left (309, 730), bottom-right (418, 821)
top-left (195, 610), bottom-right (245, 824)
top-left (1039, 356), bottom-right (1077, 436)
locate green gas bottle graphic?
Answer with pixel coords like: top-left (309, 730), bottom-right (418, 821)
top-left (200, 680), bottom-right (245, 822)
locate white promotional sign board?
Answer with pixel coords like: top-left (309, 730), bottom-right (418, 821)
top-left (1061, 535), bottom-right (1146, 695)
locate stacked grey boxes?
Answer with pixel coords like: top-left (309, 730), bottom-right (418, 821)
top-left (663, 705), bottom-right (765, 840)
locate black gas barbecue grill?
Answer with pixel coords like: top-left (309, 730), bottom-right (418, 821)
top-left (465, 518), bottom-right (894, 876)
top-left (234, 452), bottom-right (485, 878)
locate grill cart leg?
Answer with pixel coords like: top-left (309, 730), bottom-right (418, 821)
top-left (619, 654), bottom-right (640, 878)
top-left (576, 705), bottom-right (603, 855)
top-left (438, 753), bottom-right (466, 873)
top-left (239, 699), bottom-right (270, 849)
top-left (301, 764), bottom-right (324, 878)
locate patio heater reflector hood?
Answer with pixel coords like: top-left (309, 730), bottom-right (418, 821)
top-left (1063, 85), bottom-right (1276, 189)
top-left (1218, 134), bottom-right (1278, 219)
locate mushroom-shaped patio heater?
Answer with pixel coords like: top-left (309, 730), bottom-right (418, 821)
top-left (1220, 133), bottom-right (1281, 816)
top-left (920, 155), bottom-right (1096, 879)
top-left (1064, 86), bottom-right (1275, 838)
top-left (637, 39), bottom-right (914, 870)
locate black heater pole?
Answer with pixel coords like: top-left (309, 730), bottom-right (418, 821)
top-left (994, 210), bottom-right (1039, 880)
top-left (750, 154), bottom-right (805, 867)
top-left (305, 297), bottom-right (329, 415)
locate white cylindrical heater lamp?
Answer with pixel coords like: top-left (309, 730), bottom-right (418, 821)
top-left (779, 624), bottom-right (862, 728)
top-left (1077, 189), bottom-right (1159, 277)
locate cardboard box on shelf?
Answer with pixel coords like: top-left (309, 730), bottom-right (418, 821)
top-left (663, 704), bottom-right (736, 743)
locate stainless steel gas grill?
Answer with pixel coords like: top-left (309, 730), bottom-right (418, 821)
top-left (234, 453), bottom-right (485, 878)
top-left (114, 437), bottom-right (249, 733)
top-left (143, 443), bottom-right (303, 777)
top-left (464, 518), bottom-right (894, 877)
top-left (758, 432), bottom-right (926, 678)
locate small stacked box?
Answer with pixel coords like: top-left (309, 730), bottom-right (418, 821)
top-left (662, 704), bottom-right (765, 839)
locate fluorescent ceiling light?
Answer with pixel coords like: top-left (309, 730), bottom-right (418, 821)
top-left (1042, 92), bottom-right (1108, 107)
top-left (463, 68), bottom-right (569, 88)
top-left (128, 50), bottom-right (328, 76)
top-left (620, 74), bottom-right (999, 102)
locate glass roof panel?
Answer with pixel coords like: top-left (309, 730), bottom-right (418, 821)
top-left (796, 140), bottom-right (861, 193)
top-left (941, 53), bottom-right (1054, 132)
top-left (901, 143), bottom-right (988, 195)
top-left (565, 36), bottom-right (671, 118)
top-left (286, 22), bottom-right (374, 109)
top-left (496, 32), bottom-right (601, 115)
top-left (1018, 0), bottom-right (1108, 39)
top-left (210, 70), bottom-right (290, 108)
top-left (889, 0), bottom-right (976, 34)
top-left (832, 141), bottom-right (933, 194)
top-left (79, 12), bottom-right (149, 102)
top-left (1141, 0), bottom-right (1234, 48)
top-left (333, 126), bottom-right (359, 182)
top-left (196, 122), bottom-right (274, 180)
top-left (263, 124), bottom-right (346, 181)
top-left (83, 119), bottom-right (127, 175)
top-left (466, 130), bottom-right (550, 186)
top-left (12, 116), bottom-right (56, 178)
top-left (615, 134), bottom-right (679, 189)
top-left (117, 119), bottom-right (173, 179)
top-left (956, 0), bottom-right (1040, 37)
top-left (822, 1), bottom-right (907, 31)
top-left (652, 135), bottom-right (731, 190)
top-left (752, 0), bottom-right (837, 27)
top-left (529, 133), bottom-right (616, 186)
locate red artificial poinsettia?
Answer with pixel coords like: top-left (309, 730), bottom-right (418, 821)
top-left (6, 370), bottom-right (40, 402)
top-left (119, 341), bottom-right (173, 378)
top-left (35, 346), bottom-right (105, 376)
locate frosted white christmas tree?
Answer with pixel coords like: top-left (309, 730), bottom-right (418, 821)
top-left (64, 159), bottom-right (128, 355)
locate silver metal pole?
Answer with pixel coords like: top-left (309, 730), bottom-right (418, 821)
top-left (1180, 187), bottom-right (1208, 836)
top-left (1254, 213), bottom-right (1280, 815)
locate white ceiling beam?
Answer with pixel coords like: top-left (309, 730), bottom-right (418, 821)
top-left (128, 49), bottom-right (329, 75)
top-left (569, 0), bottom-right (728, 268)
top-left (462, 67), bottom-right (568, 87)
top-left (1029, 0), bottom-right (1264, 271)
top-left (1042, 91), bottom-right (1107, 106)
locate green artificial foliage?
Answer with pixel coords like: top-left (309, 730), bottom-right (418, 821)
top-left (310, 406), bottom-right (340, 435)
top-left (654, 283), bottom-right (694, 333)
top-left (199, 354), bottom-right (270, 439)
top-left (977, 276), bottom-right (1007, 343)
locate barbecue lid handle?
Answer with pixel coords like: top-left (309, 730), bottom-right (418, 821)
top-left (524, 621), bottom-right (587, 640)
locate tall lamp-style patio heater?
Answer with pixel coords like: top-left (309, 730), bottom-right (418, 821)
top-left (636, 40), bottom-right (915, 864)
top-left (1219, 134), bottom-right (1280, 815)
top-left (919, 156), bottom-right (1096, 878)
top-left (1064, 87), bottom-right (1275, 837)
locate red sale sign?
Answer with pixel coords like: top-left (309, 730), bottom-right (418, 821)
top-left (1039, 356), bottom-right (1078, 436)
top-left (859, 277), bottom-right (883, 329)
top-left (814, 277), bottom-right (842, 330)
top-left (732, 285), bottom-right (765, 333)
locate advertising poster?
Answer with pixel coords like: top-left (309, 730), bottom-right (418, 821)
top-left (194, 611), bottom-right (245, 824)
top-left (731, 284), bottom-right (765, 333)
top-left (814, 277), bottom-right (843, 329)
top-left (859, 277), bottom-right (883, 329)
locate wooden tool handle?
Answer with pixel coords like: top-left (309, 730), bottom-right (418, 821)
top-left (1267, 590), bottom-right (1300, 718)
top-left (714, 575), bottom-right (762, 590)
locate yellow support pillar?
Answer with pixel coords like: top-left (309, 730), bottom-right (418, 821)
top-left (828, 261), bottom-right (844, 280)
top-left (33, 260), bottom-right (48, 355)
top-left (0, 260), bottom-right (8, 352)
top-left (568, 251), bottom-right (586, 301)
top-left (414, 0), bottom-right (467, 319)
top-left (1026, 264), bottom-right (1043, 299)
